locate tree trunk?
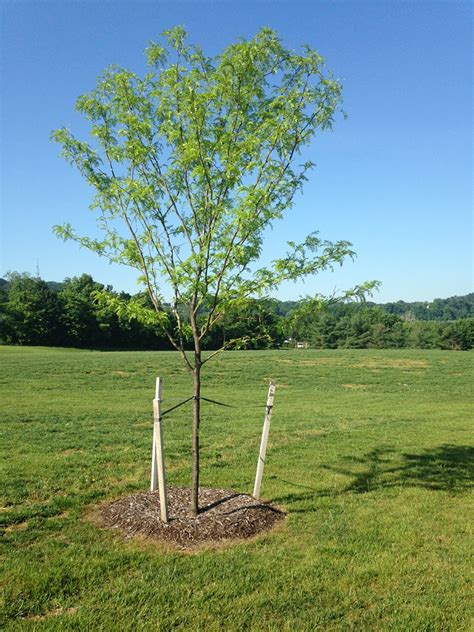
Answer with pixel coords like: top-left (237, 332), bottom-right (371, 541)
top-left (191, 348), bottom-right (201, 516)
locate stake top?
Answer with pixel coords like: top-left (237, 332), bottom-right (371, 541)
top-left (155, 377), bottom-right (162, 401)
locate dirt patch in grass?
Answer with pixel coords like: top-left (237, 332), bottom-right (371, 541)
top-left (277, 358), bottom-right (337, 366)
top-left (92, 487), bottom-right (285, 550)
top-left (355, 359), bottom-right (429, 369)
top-left (56, 511), bottom-right (70, 519)
top-left (24, 607), bottom-right (77, 622)
top-left (342, 383), bottom-right (369, 389)
top-left (5, 520), bottom-right (28, 533)
top-left (277, 357), bottom-right (430, 370)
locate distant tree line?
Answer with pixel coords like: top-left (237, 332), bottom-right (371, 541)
top-left (285, 302), bottom-right (473, 351)
top-left (0, 273), bottom-right (472, 350)
top-left (272, 294), bottom-right (474, 321)
top-left (0, 273), bottom-right (172, 350)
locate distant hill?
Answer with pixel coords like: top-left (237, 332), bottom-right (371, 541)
top-left (373, 293), bottom-right (474, 321)
top-left (45, 281), bottom-right (64, 292)
top-left (275, 292), bottom-right (474, 321)
top-left (0, 277), bottom-right (63, 292)
top-left (272, 293), bottom-right (474, 321)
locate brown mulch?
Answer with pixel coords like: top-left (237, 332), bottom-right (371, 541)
top-left (96, 487), bottom-right (285, 550)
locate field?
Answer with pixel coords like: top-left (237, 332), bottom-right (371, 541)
top-left (1, 346), bottom-right (473, 630)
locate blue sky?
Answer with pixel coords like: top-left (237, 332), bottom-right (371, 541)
top-left (1, 0), bottom-right (472, 302)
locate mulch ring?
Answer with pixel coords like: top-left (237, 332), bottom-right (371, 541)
top-left (95, 487), bottom-right (286, 550)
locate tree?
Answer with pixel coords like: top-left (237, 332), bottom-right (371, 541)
top-left (52, 27), bottom-right (376, 515)
top-left (59, 274), bottom-right (105, 347)
top-left (3, 273), bottom-right (62, 345)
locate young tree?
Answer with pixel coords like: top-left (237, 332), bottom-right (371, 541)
top-left (52, 27), bottom-right (376, 515)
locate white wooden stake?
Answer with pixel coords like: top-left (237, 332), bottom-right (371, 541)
top-left (253, 381), bottom-right (276, 499)
top-left (150, 377), bottom-right (169, 522)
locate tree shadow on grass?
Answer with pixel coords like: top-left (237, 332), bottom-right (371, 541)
top-left (334, 444), bottom-right (474, 494)
top-left (272, 444), bottom-right (473, 509)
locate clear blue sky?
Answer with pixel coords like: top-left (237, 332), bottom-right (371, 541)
top-left (1, 0), bottom-right (472, 302)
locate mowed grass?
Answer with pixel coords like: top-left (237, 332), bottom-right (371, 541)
top-left (1, 346), bottom-right (472, 631)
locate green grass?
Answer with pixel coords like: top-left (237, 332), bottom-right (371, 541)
top-left (1, 346), bottom-right (473, 630)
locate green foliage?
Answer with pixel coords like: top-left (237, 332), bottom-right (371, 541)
top-left (2, 347), bottom-right (472, 630)
top-left (92, 288), bottom-right (170, 329)
top-left (0, 273), bottom-right (174, 350)
top-left (284, 301), bottom-right (473, 350)
top-left (204, 297), bottom-right (285, 350)
top-left (59, 274), bottom-right (107, 347)
top-left (51, 26), bottom-right (376, 359)
top-left (1, 273), bottom-right (61, 345)
top-left (404, 318), bottom-right (474, 351)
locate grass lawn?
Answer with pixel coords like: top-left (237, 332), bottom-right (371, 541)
top-left (1, 346), bottom-right (473, 630)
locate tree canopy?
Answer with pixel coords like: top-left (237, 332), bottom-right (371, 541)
top-left (51, 26), bottom-right (376, 363)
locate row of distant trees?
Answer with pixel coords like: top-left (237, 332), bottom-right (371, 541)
top-left (0, 272), bottom-right (473, 350)
top-left (0, 273), bottom-right (171, 350)
top-left (285, 301), bottom-right (473, 350)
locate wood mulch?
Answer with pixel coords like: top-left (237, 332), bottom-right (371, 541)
top-left (96, 487), bottom-right (285, 550)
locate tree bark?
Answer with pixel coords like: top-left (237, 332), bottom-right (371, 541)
top-left (191, 348), bottom-right (201, 516)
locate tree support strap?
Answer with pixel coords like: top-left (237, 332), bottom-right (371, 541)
top-left (199, 396), bottom-right (235, 409)
top-left (159, 395), bottom-right (235, 420)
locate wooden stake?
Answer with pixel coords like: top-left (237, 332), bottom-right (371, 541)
top-left (150, 377), bottom-right (169, 522)
top-left (253, 381), bottom-right (276, 499)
